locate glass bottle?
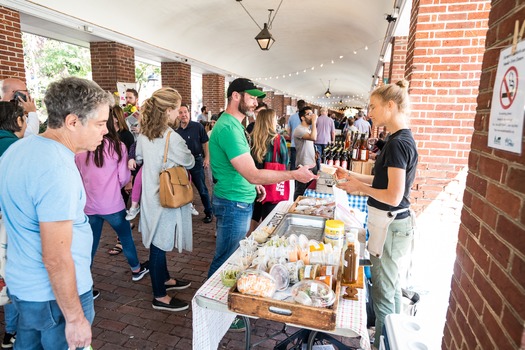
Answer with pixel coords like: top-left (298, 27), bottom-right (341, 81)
top-left (359, 133), bottom-right (369, 162)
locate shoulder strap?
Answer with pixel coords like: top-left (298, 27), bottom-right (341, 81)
top-left (272, 134), bottom-right (280, 162)
top-left (163, 130), bottom-right (171, 164)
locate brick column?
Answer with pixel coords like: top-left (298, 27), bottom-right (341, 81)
top-left (161, 62), bottom-right (191, 106)
top-left (273, 94), bottom-right (284, 117)
top-left (90, 42), bottom-right (135, 92)
top-left (202, 73), bottom-right (225, 115)
top-left (405, 0), bottom-right (490, 213)
top-left (0, 6), bottom-right (25, 80)
top-left (389, 36), bottom-right (408, 83)
top-left (444, 2), bottom-right (524, 349)
top-left (263, 91), bottom-right (274, 109)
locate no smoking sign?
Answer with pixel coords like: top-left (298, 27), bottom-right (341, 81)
top-left (499, 66), bottom-right (518, 109)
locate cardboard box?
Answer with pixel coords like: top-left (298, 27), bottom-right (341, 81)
top-left (316, 172), bottom-right (336, 194)
top-left (351, 160), bottom-right (374, 175)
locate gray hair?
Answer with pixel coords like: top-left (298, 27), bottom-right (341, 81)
top-left (44, 77), bottom-right (114, 129)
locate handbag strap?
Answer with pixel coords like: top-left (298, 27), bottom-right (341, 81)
top-left (163, 130), bottom-right (171, 165)
top-left (272, 135), bottom-right (280, 162)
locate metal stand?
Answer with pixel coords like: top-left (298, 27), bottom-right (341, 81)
top-left (242, 317), bottom-right (291, 350)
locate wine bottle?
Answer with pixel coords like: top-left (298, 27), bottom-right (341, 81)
top-left (334, 151), bottom-right (341, 167)
top-left (341, 151), bottom-right (348, 170)
top-left (327, 151), bottom-right (334, 166)
top-left (351, 133), bottom-right (360, 161)
top-left (359, 133), bottom-right (369, 162)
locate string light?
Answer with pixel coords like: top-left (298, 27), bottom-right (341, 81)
top-left (252, 38), bottom-right (382, 82)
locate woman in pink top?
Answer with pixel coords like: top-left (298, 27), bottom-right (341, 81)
top-left (75, 108), bottom-right (149, 285)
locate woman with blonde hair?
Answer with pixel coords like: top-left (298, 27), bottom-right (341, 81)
top-left (249, 109), bottom-right (288, 233)
top-left (136, 87), bottom-right (195, 312)
top-left (336, 80), bottom-right (418, 347)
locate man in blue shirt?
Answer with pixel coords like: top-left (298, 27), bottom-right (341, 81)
top-left (176, 104), bottom-right (213, 223)
top-left (286, 99), bottom-right (306, 170)
top-left (0, 77), bottom-right (113, 350)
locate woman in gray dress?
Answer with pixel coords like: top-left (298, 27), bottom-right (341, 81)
top-left (136, 87), bottom-right (195, 312)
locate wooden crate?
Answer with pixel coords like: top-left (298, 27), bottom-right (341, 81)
top-left (288, 196), bottom-right (334, 219)
top-left (228, 277), bottom-right (341, 331)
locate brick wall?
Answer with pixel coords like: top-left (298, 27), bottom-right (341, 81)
top-left (0, 6), bottom-right (25, 80)
top-left (161, 62), bottom-right (191, 107)
top-left (273, 94), bottom-right (284, 117)
top-left (405, 0), bottom-right (490, 213)
top-left (263, 91), bottom-right (274, 109)
top-left (90, 42), bottom-right (135, 91)
top-left (202, 73), bottom-right (225, 115)
top-left (389, 36), bottom-right (408, 83)
top-left (444, 1), bottom-right (525, 349)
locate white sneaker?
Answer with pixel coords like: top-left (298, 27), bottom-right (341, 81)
top-left (191, 205), bottom-right (199, 216)
top-left (126, 206), bottom-right (140, 221)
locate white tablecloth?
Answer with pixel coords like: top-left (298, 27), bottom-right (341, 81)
top-left (192, 201), bottom-right (370, 350)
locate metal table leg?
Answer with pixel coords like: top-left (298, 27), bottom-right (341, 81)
top-left (242, 316), bottom-right (251, 350)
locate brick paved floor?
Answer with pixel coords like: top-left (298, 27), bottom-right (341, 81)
top-left (0, 189), bottom-right (364, 349)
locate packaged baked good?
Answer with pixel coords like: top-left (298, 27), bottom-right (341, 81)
top-left (237, 269), bottom-right (277, 298)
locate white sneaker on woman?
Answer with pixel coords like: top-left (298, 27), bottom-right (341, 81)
top-left (126, 206), bottom-right (140, 220)
top-left (191, 205), bottom-right (199, 216)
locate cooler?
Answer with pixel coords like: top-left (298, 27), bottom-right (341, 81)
top-left (380, 314), bottom-right (431, 350)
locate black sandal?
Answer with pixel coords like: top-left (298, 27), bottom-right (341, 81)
top-left (108, 243), bottom-right (123, 255)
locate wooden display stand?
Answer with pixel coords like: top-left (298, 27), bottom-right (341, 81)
top-left (341, 266), bottom-right (364, 301)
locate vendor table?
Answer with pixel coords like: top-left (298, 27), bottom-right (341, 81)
top-left (192, 201), bottom-right (371, 350)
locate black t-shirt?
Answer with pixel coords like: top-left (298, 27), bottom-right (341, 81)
top-left (118, 130), bottom-right (135, 152)
top-left (175, 121), bottom-right (209, 156)
top-left (368, 129), bottom-right (418, 211)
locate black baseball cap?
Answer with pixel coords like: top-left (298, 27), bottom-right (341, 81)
top-left (227, 78), bottom-right (266, 98)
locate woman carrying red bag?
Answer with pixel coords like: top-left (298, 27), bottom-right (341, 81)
top-left (249, 109), bottom-right (289, 233)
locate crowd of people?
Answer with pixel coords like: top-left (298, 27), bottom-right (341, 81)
top-left (0, 75), bottom-right (415, 349)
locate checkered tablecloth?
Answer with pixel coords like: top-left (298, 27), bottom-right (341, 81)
top-left (304, 189), bottom-right (368, 214)
top-left (192, 201), bottom-right (370, 350)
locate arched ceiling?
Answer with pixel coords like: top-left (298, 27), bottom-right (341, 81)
top-left (4, 0), bottom-right (410, 108)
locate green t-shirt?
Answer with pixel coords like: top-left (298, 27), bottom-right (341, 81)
top-left (210, 113), bottom-right (256, 203)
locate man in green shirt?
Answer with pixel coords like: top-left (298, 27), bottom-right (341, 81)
top-left (208, 78), bottom-right (316, 278)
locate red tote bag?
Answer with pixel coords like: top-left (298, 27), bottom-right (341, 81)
top-left (263, 135), bottom-right (290, 204)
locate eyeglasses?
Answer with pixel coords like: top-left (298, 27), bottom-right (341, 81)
top-left (305, 112), bottom-right (313, 116)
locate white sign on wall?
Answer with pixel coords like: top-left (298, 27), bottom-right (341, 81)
top-left (488, 40), bottom-right (525, 154)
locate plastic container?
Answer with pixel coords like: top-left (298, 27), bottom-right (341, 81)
top-left (291, 280), bottom-right (336, 308)
top-left (285, 260), bottom-right (304, 285)
top-left (324, 219), bottom-right (345, 247)
top-left (269, 264), bottom-right (290, 291)
top-left (237, 269), bottom-right (277, 298)
top-left (220, 269), bottom-right (240, 288)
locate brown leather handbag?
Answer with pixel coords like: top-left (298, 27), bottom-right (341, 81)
top-left (159, 131), bottom-right (193, 208)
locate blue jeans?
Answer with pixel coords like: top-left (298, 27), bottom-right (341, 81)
top-left (207, 195), bottom-right (253, 277)
top-left (4, 302), bottom-right (17, 334)
top-left (10, 290), bottom-right (94, 350)
top-left (88, 210), bottom-right (140, 271)
top-left (189, 156), bottom-right (212, 216)
top-left (289, 147), bottom-right (296, 170)
top-left (149, 243), bottom-right (171, 299)
top-left (314, 144), bottom-right (326, 170)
